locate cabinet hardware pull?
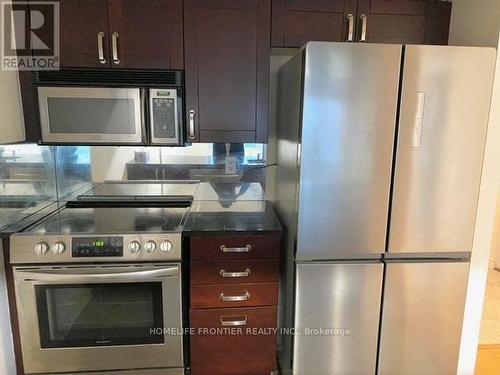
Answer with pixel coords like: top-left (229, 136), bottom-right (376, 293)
top-left (220, 316), bottom-right (248, 326)
top-left (220, 245), bottom-right (252, 253)
top-left (112, 32), bottom-right (120, 64)
top-left (220, 291), bottom-right (250, 302)
top-left (97, 32), bottom-right (106, 64)
top-left (346, 14), bottom-right (354, 42)
top-left (219, 268), bottom-right (251, 278)
top-left (188, 109), bottom-right (196, 139)
top-left (360, 14), bottom-right (368, 42)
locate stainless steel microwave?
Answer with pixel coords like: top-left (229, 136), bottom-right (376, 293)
top-left (37, 86), bottom-right (184, 145)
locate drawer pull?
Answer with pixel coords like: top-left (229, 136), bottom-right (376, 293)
top-left (219, 268), bottom-right (251, 278)
top-left (220, 245), bottom-right (252, 253)
top-left (220, 291), bottom-right (250, 302)
top-left (220, 316), bottom-right (248, 326)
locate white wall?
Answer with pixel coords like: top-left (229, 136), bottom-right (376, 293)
top-left (0, 243), bottom-right (16, 375)
top-left (457, 37), bottom-right (500, 374)
top-left (449, 0), bottom-right (500, 48)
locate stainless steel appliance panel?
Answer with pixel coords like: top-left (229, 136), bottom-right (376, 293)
top-left (297, 42), bottom-right (402, 260)
top-left (274, 50), bottom-right (303, 373)
top-left (14, 263), bottom-right (183, 374)
top-left (389, 46), bottom-right (496, 253)
top-left (293, 262), bottom-right (383, 375)
top-left (378, 260), bottom-right (469, 375)
top-left (38, 87), bottom-right (144, 144)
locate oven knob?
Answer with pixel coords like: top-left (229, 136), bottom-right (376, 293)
top-left (35, 242), bottom-right (49, 255)
top-left (160, 240), bottom-right (173, 252)
top-left (51, 242), bottom-right (66, 254)
top-left (128, 240), bottom-right (141, 253)
top-left (145, 240), bottom-right (157, 253)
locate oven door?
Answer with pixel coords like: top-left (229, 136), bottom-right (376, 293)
top-left (14, 264), bottom-right (183, 374)
top-left (37, 87), bottom-right (145, 144)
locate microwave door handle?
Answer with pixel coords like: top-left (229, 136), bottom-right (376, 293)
top-left (141, 89), bottom-right (148, 143)
top-left (16, 267), bottom-right (179, 284)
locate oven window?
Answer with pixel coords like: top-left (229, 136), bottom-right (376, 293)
top-left (36, 282), bottom-right (164, 348)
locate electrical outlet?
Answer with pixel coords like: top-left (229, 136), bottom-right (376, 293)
top-left (225, 156), bottom-right (237, 175)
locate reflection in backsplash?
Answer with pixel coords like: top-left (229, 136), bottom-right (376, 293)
top-left (0, 144), bottom-right (57, 230)
top-left (0, 143), bottom-right (268, 231)
top-left (56, 143), bottom-right (268, 199)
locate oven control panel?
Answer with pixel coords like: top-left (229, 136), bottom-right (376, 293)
top-left (10, 234), bottom-right (182, 264)
top-left (72, 237), bottom-right (123, 257)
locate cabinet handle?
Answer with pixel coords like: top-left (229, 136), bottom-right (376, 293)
top-left (219, 268), bottom-right (251, 278)
top-left (220, 291), bottom-right (250, 302)
top-left (346, 14), bottom-right (354, 42)
top-left (359, 14), bottom-right (368, 42)
top-left (220, 316), bottom-right (248, 326)
top-left (97, 32), bottom-right (106, 64)
top-left (188, 109), bottom-right (196, 139)
top-left (112, 32), bottom-right (120, 64)
top-left (220, 245), bottom-right (252, 253)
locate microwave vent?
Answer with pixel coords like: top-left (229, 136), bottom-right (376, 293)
top-left (35, 69), bottom-right (183, 87)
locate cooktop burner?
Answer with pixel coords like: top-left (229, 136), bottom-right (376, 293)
top-left (26, 207), bottom-right (188, 234)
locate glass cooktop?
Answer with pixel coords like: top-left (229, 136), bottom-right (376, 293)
top-left (26, 207), bottom-right (189, 234)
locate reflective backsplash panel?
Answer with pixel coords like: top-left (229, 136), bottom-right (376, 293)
top-left (0, 144), bottom-right (57, 231)
top-left (56, 143), bottom-right (267, 197)
top-left (0, 143), bottom-right (268, 231)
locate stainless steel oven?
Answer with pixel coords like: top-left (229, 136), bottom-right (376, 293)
top-left (14, 263), bottom-right (184, 374)
top-left (37, 86), bottom-right (183, 145)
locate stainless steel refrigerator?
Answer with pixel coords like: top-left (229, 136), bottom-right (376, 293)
top-left (273, 42), bottom-right (495, 375)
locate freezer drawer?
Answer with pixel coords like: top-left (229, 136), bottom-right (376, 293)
top-left (389, 45), bottom-right (496, 253)
top-left (378, 260), bottom-right (469, 375)
top-left (293, 262), bottom-right (383, 375)
top-left (297, 42), bottom-right (402, 260)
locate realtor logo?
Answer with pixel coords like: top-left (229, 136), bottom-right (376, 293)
top-left (1, 1), bottom-right (59, 70)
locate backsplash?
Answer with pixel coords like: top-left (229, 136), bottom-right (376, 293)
top-left (0, 144), bottom-right (57, 231)
top-left (0, 142), bottom-right (268, 230)
top-left (57, 143), bottom-right (267, 196)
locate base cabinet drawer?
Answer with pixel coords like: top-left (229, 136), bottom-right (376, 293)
top-left (190, 306), bottom-right (278, 375)
top-left (190, 234), bottom-right (281, 261)
top-left (191, 260), bottom-right (279, 285)
top-left (191, 282), bottom-right (278, 309)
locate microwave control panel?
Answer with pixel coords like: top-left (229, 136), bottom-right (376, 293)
top-left (150, 88), bottom-right (181, 145)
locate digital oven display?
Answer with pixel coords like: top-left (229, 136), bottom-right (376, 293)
top-left (72, 237), bottom-right (123, 257)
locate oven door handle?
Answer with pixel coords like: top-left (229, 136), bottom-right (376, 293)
top-left (15, 266), bottom-right (179, 284)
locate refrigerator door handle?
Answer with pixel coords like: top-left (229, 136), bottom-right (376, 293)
top-left (412, 92), bottom-right (426, 147)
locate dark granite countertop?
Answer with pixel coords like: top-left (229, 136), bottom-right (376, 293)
top-left (183, 200), bottom-right (283, 234)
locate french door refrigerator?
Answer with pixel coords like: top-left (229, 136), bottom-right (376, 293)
top-left (274, 42), bottom-right (495, 375)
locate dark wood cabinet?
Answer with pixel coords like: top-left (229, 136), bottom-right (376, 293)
top-left (189, 233), bottom-right (280, 375)
top-left (107, 0), bottom-right (183, 69)
top-left (272, 0), bottom-right (357, 47)
top-left (272, 0), bottom-right (452, 47)
top-left (184, 0), bottom-right (271, 143)
top-left (357, 0), bottom-right (427, 44)
top-left (58, 0), bottom-right (111, 68)
top-left (57, 0), bottom-right (183, 69)
top-left (190, 307), bottom-right (278, 375)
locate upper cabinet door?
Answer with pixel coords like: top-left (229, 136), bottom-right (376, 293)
top-left (59, 0), bottom-right (110, 68)
top-left (356, 0), bottom-right (427, 44)
top-left (272, 0), bottom-right (356, 47)
top-left (184, 0), bottom-right (271, 143)
top-left (107, 0), bottom-right (184, 69)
